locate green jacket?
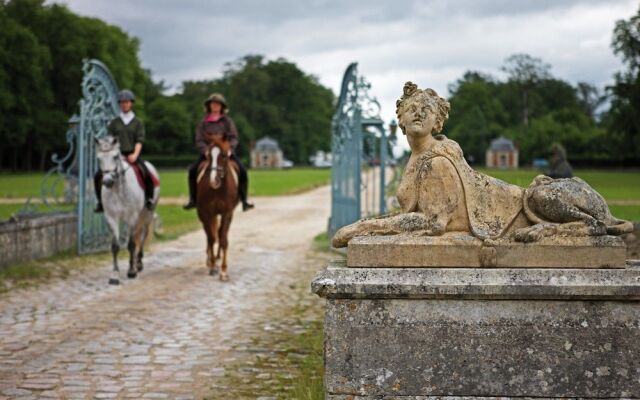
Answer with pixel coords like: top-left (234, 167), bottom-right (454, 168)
top-left (108, 116), bottom-right (145, 154)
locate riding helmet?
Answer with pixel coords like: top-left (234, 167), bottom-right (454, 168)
top-left (118, 89), bottom-right (136, 103)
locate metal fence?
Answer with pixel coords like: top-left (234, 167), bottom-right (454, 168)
top-left (18, 59), bottom-right (124, 254)
top-left (329, 63), bottom-right (395, 236)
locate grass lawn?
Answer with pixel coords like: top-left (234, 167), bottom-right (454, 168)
top-left (479, 168), bottom-right (640, 221)
top-left (154, 205), bottom-right (201, 241)
top-left (0, 168), bottom-right (331, 199)
top-left (158, 167), bottom-right (331, 197)
top-left (1, 168), bottom-right (637, 221)
top-left (479, 168), bottom-right (640, 201)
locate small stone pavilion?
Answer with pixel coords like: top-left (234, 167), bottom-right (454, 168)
top-left (250, 136), bottom-right (283, 169)
top-left (485, 136), bottom-right (518, 169)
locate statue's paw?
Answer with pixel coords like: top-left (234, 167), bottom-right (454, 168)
top-left (515, 227), bottom-right (537, 243)
top-left (331, 226), bottom-right (353, 248)
top-left (515, 224), bottom-right (557, 243)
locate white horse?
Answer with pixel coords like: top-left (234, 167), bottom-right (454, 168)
top-left (95, 137), bottom-right (160, 285)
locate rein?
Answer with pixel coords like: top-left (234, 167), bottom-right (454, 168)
top-left (208, 148), bottom-right (230, 181)
top-left (101, 155), bottom-right (132, 181)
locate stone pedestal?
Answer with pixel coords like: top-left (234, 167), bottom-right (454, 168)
top-left (312, 260), bottom-right (640, 399)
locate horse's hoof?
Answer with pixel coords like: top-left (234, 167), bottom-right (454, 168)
top-left (108, 278), bottom-right (120, 285)
top-left (127, 271), bottom-right (137, 279)
top-left (209, 267), bottom-right (219, 276)
top-left (219, 272), bottom-right (229, 282)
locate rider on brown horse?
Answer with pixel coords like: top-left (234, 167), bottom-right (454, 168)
top-left (95, 89), bottom-right (155, 212)
top-left (183, 93), bottom-right (254, 212)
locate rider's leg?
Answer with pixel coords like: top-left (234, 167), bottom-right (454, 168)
top-left (184, 155), bottom-right (204, 210)
top-left (231, 153), bottom-right (254, 211)
top-left (136, 158), bottom-right (155, 210)
top-left (94, 170), bottom-right (103, 213)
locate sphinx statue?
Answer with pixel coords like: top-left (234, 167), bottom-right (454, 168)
top-left (332, 82), bottom-right (633, 249)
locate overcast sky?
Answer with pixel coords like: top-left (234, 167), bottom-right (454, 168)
top-left (53, 0), bottom-right (637, 126)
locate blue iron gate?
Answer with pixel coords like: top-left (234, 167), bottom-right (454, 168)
top-left (76, 59), bottom-right (122, 254)
top-left (18, 59), bottom-right (124, 254)
top-left (329, 63), bottom-right (391, 236)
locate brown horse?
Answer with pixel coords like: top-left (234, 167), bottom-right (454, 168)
top-left (196, 135), bottom-right (240, 281)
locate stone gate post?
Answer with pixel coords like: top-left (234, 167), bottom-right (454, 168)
top-left (312, 258), bottom-right (640, 399)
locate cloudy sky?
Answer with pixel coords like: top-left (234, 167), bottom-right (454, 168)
top-left (54, 0), bottom-right (637, 125)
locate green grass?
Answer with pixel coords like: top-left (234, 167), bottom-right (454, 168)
top-left (0, 203), bottom-right (74, 220)
top-left (154, 205), bottom-right (201, 241)
top-left (138, 168), bottom-right (331, 197)
top-left (0, 168), bottom-right (331, 199)
top-left (478, 168), bottom-right (640, 201)
top-left (0, 250), bottom-right (111, 293)
top-left (248, 168), bottom-right (330, 196)
top-left (0, 172), bottom-right (64, 198)
top-left (478, 168), bottom-right (640, 220)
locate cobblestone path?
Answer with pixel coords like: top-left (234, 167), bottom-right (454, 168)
top-left (0, 186), bottom-right (330, 399)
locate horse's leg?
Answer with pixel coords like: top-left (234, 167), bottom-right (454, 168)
top-left (218, 212), bottom-right (233, 282)
top-left (127, 232), bottom-right (137, 279)
top-left (201, 216), bottom-right (215, 273)
top-left (208, 216), bottom-right (219, 276)
top-left (105, 215), bottom-right (121, 285)
top-left (137, 212), bottom-right (153, 272)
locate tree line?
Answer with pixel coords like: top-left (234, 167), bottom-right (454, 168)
top-left (444, 7), bottom-right (640, 166)
top-left (1, 1), bottom-right (639, 171)
top-left (0, 1), bottom-right (333, 171)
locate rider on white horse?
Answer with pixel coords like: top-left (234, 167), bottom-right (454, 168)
top-left (94, 89), bottom-right (155, 212)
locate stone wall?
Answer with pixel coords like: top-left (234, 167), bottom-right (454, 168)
top-left (0, 212), bottom-right (77, 267)
top-left (313, 261), bottom-right (640, 399)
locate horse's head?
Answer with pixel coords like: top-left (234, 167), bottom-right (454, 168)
top-left (206, 135), bottom-right (232, 189)
top-left (95, 136), bottom-right (122, 189)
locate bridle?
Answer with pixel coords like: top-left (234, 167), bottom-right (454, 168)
top-left (100, 152), bottom-right (130, 184)
top-left (209, 144), bottom-right (230, 183)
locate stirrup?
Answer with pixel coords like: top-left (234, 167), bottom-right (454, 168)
top-left (183, 200), bottom-right (196, 210)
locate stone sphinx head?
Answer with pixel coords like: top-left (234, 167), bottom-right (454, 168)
top-left (396, 82), bottom-right (450, 137)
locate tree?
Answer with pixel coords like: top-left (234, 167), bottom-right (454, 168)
top-left (576, 82), bottom-right (605, 120)
top-left (0, 0), bottom-right (153, 170)
top-left (501, 54), bottom-right (551, 127)
top-left (443, 72), bottom-right (508, 163)
top-left (605, 6), bottom-right (640, 161)
top-left (0, 2), bottom-right (53, 170)
top-left (144, 96), bottom-right (191, 154)
top-left (177, 55), bottom-right (334, 165)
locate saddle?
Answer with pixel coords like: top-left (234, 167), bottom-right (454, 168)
top-left (127, 160), bottom-right (160, 191)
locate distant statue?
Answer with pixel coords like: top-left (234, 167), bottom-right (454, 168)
top-left (331, 82), bottom-right (633, 247)
top-left (546, 143), bottom-right (573, 179)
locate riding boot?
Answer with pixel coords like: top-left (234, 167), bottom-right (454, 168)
top-left (183, 159), bottom-right (200, 210)
top-left (138, 159), bottom-right (155, 210)
top-left (238, 167), bottom-right (254, 212)
top-left (94, 171), bottom-right (104, 213)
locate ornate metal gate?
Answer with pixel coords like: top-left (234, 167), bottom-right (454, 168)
top-left (75, 59), bottom-right (122, 254)
top-left (18, 59), bottom-right (123, 254)
top-left (329, 63), bottom-right (392, 236)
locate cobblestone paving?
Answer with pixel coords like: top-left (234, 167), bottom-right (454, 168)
top-left (0, 186), bottom-right (330, 399)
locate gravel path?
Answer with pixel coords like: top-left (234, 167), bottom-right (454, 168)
top-left (0, 186), bottom-right (330, 399)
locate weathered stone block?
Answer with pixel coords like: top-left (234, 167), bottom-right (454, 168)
top-left (0, 212), bottom-right (77, 267)
top-left (313, 261), bottom-right (640, 399)
top-left (347, 234), bottom-right (627, 268)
